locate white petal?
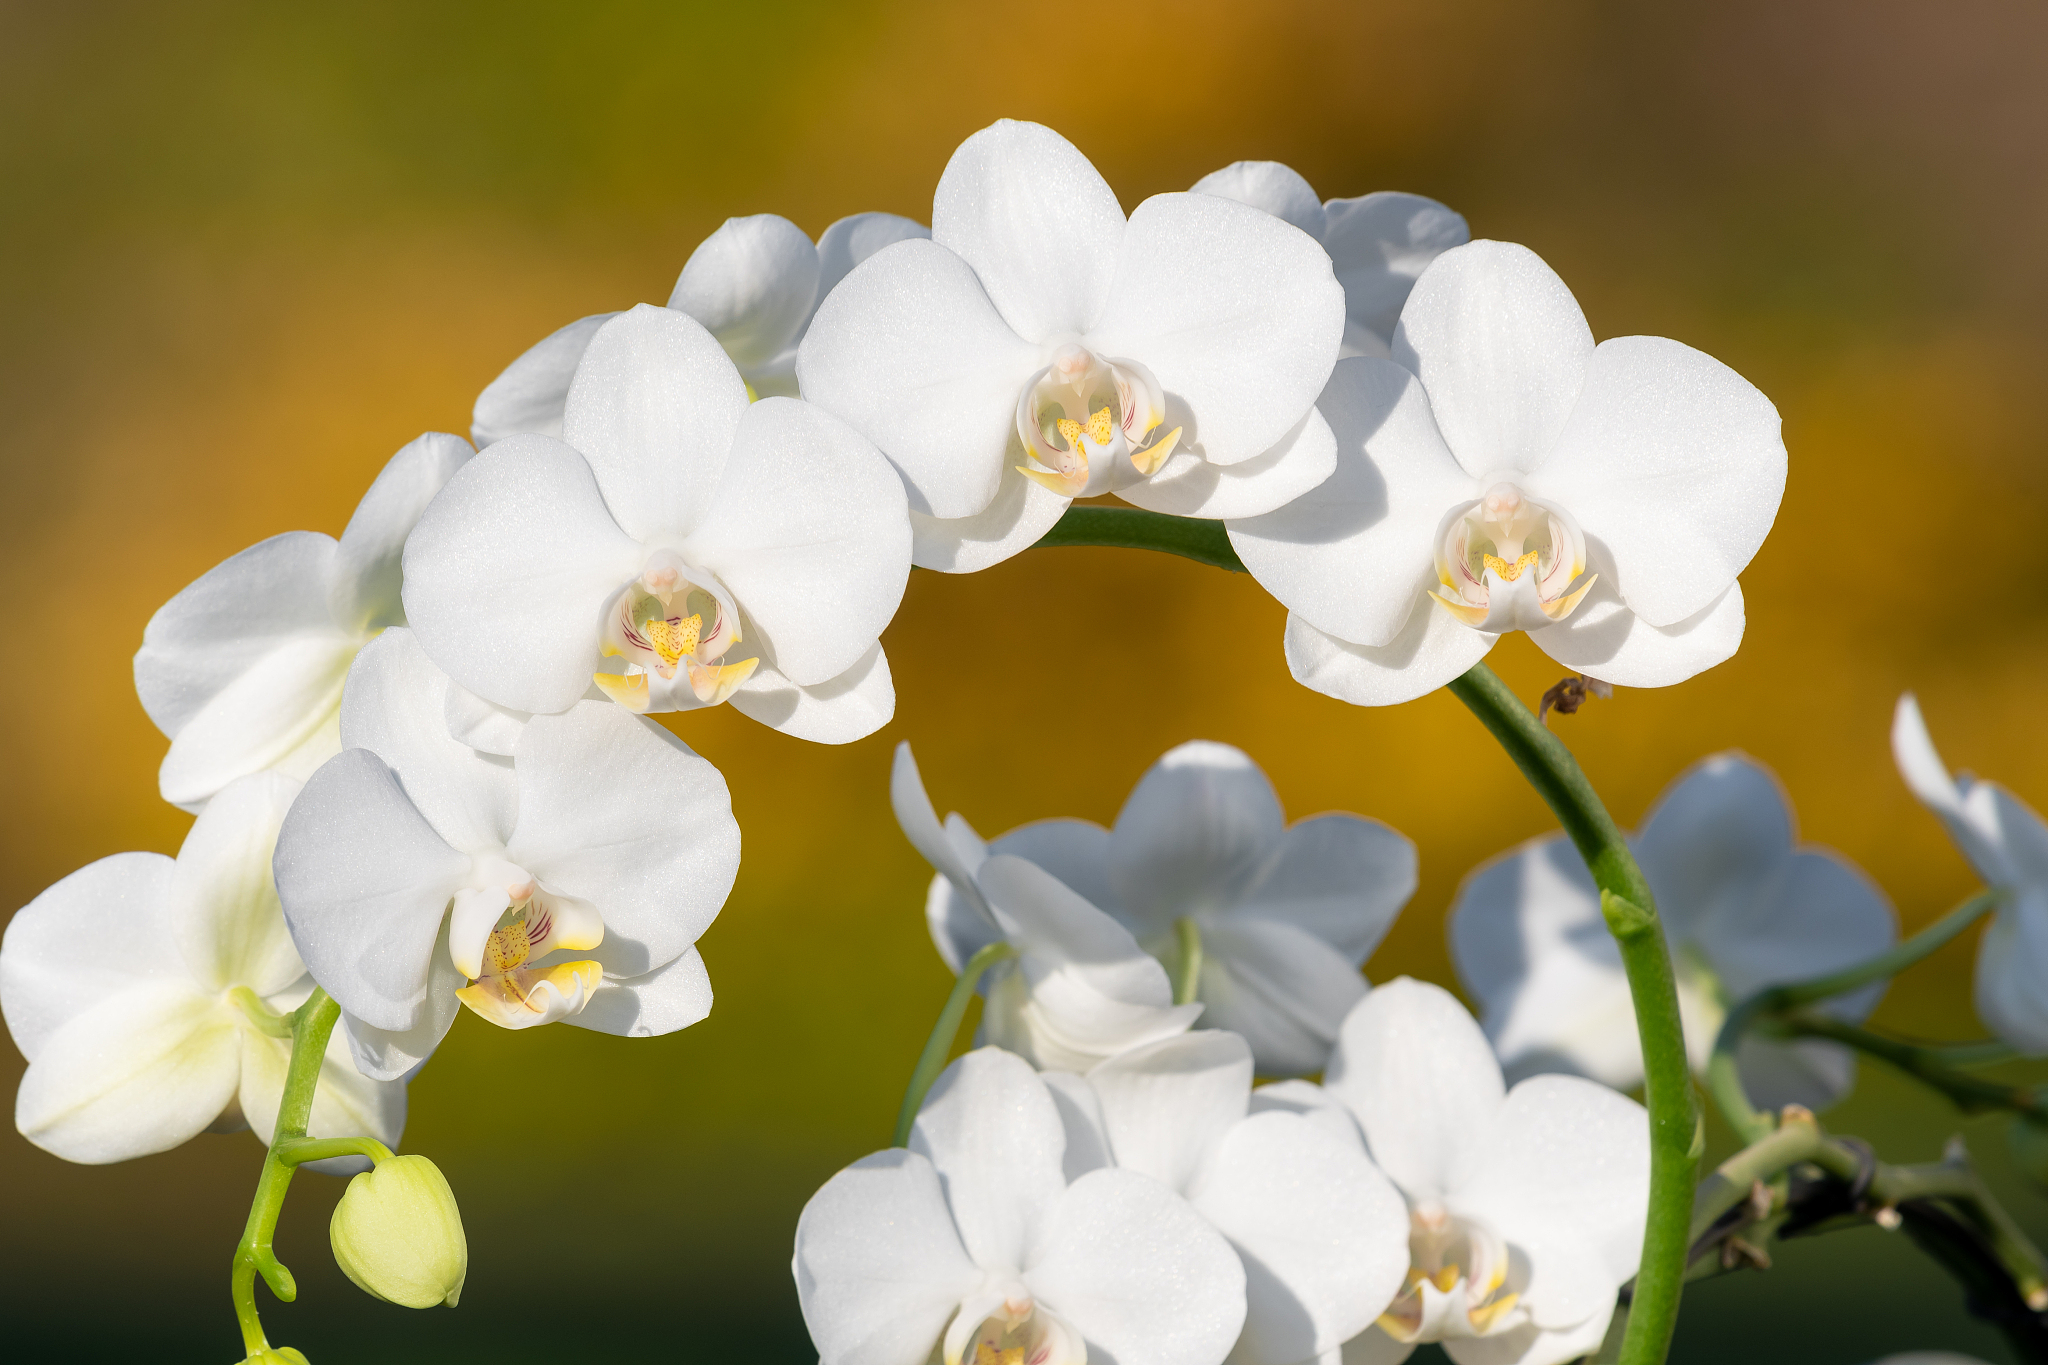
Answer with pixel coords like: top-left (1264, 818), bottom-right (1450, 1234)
top-left (1692, 852), bottom-right (1894, 1018)
top-left (1392, 241), bottom-right (1594, 477)
top-left (893, 743), bottom-right (991, 918)
top-left (1320, 192), bottom-right (1470, 356)
top-left (683, 396), bottom-right (909, 685)
top-left (134, 530), bottom-right (339, 741)
top-left (1449, 836), bottom-right (1642, 1090)
top-left (559, 304), bottom-right (750, 543)
top-left (1109, 740), bottom-right (1287, 940)
top-left (910, 1047), bottom-right (1068, 1273)
top-left (1633, 753), bottom-right (1792, 938)
top-left (336, 944), bottom-right (464, 1083)
top-left (0, 852), bottom-right (181, 1061)
top-left (1891, 694), bottom-right (2017, 885)
top-left (1455, 1073), bottom-right (1649, 1318)
top-left (1978, 890), bottom-right (2048, 1052)
top-left (910, 462), bottom-right (1071, 572)
top-left (1527, 336), bottom-right (1784, 627)
top-left (1228, 357), bottom-right (1474, 649)
top-left (1527, 572), bottom-right (1744, 688)
top-left (1323, 978), bottom-right (1503, 1203)
top-left (566, 945), bottom-right (713, 1037)
top-left (932, 120), bottom-right (1125, 344)
top-left (1238, 813), bottom-right (1417, 963)
top-left (729, 642), bottom-right (895, 743)
top-left (400, 434), bottom-right (645, 716)
top-left (1340, 1327), bottom-right (1419, 1365)
top-left (239, 1013), bottom-right (407, 1169)
top-left (1026, 1167), bottom-right (1248, 1365)
top-left (811, 212), bottom-right (932, 325)
top-left (1085, 1030), bottom-right (1253, 1192)
top-left (169, 771), bottom-right (305, 996)
top-left (339, 629), bottom-right (519, 852)
top-left (1734, 1033), bottom-right (1861, 1116)
top-left (1247, 1080), bottom-right (1368, 1157)
top-left (668, 215), bottom-right (821, 372)
top-left (1191, 1112), bottom-right (1411, 1364)
top-left (1439, 1308), bottom-right (1612, 1365)
top-left (1089, 192), bottom-right (1343, 467)
top-left (470, 312), bottom-right (617, 447)
top-left (1282, 609), bottom-right (1495, 709)
top-left (1197, 918), bottom-right (1368, 1078)
top-left (15, 984), bottom-right (240, 1163)
top-left (157, 632), bottom-right (354, 812)
top-left (443, 677), bottom-right (531, 757)
top-left (273, 748), bottom-right (470, 1032)
top-left (991, 819), bottom-right (1118, 920)
top-left (508, 701), bottom-right (737, 976)
top-left (1116, 406), bottom-right (1338, 520)
top-left (796, 237), bottom-right (1042, 520)
top-left (329, 432), bottom-right (475, 632)
top-left (927, 872), bottom-right (1005, 979)
top-left (1191, 160), bottom-right (1328, 239)
top-left (1041, 1070), bottom-right (1113, 1183)
top-left (795, 1148), bottom-right (983, 1365)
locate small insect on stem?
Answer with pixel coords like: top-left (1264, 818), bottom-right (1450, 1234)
top-left (1539, 674), bottom-right (1614, 725)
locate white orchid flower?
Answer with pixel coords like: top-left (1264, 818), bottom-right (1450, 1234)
top-left (1191, 160), bottom-right (1468, 359)
top-left (795, 1045), bottom-right (1248, 1365)
top-left (892, 744), bottom-right (1201, 1071)
top-left (1043, 1031), bottom-right (1411, 1365)
top-left (1892, 694), bottom-right (2048, 1052)
top-left (1, 772), bottom-right (403, 1168)
top-left (1227, 241), bottom-right (1786, 706)
top-left (1451, 753), bottom-right (1895, 1113)
top-left (271, 628), bottom-right (739, 1081)
top-left (471, 210), bottom-right (930, 444)
top-left (914, 739), bottom-right (1413, 1076)
top-left (134, 432), bottom-right (472, 811)
top-left (406, 304), bottom-right (912, 744)
top-left (1322, 979), bottom-right (1649, 1365)
top-left (797, 119), bottom-right (1346, 572)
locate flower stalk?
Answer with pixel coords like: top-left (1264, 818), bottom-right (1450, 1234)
top-left (893, 940), bottom-right (1015, 1147)
top-left (1173, 917), bottom-right (1203, 1007)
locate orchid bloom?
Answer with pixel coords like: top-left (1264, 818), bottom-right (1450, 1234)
top-left (892, 744), bottom-right (1201, 1071)
top-left (1044, 1031), bottom-right (1412, 1365)
top-left (916, 739), bottom-right (1414, 1076)
top-left (1893, 694), bottom-right (2048, 1052)
top-left (1227, 241), bottom-right (1786, 706)
top-left (1322, 979), bottom-right (1649, 1365)
top-left (1451, 754), bottom-right (1896, 1113)
top-left (794, 1046), bottom-right (1248, 1365)
top-left (405, 304), bottom-right (911, 744)
top-left (797, 119), bottom-right (1345, 572)
top-left (271, 628), bottom-right (739, 1081)
top-left (1191, 160), bottom-right (1467, 359)
top-left (1, 773), bottom-right (403, 1168)
top-left (134, 432), bottom-right (472, 811)
top-left (471, 210), bottom-right (929, 444)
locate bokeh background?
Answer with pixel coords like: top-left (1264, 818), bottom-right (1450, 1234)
top-left (4, 1), bottom-right (2047, 1360)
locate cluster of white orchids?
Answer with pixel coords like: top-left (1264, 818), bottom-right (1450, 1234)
top-left (4, 119), bottom-right (2045, 1365)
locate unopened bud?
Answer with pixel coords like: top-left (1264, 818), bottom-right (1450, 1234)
top-left (2009, 1114), bottom-right (2048, 1191)
top-left (329, 1155), bottom-right (468, 1309)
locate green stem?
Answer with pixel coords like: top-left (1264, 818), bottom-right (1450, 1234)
top-left (1770, 1013), bottom-right (2048, 1118)
top-left (1029, 506), bottom-right (1247, 573)
top-left (274, 1135), bottom-right (396, 1167)
top-left (1173, 917), bottom-right (1203, 1007)
top-left (230, 988), bottom-right (340, 1360)
top-left (894, 942), bottom-right (1016, 1148)
top-left (1446, 663), bottom-right (1697, 1365)
top-left (1775, 889), bottom-right (2000, 1008)
top-left (227, 986), bottom-right (296, 1038)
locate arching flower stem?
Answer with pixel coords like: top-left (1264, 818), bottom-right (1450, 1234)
top-left (1029, 505), bottom-right (1248, 572)
top-left (892, 941), bottom-right (1015, 1148)
top-left (230, 987), bottom-right (341, 1364)
top-left (1172, 917), bottom-right (1203, 1007)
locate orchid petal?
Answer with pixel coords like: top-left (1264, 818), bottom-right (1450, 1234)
top-left (1198, 918), bottom-right (1368, 1078)
top-left (470, 312), bottom-right (618, 447)
top-left (668, 214), bottom-right (821, 372)
top-left (169, 771), bottom-right (305, 997)
top-left (1248, 1080), bottom-right (1368, 1157)
top-left (336, 942), bottom-right (464, 1083)
top-left (1115, 406), bottom-right (1338, 520)
top-left (1041, 1070), bottom-right (1113, 1183)
top-left (1633, 753), bottom-right (1791, 938)
top-left (239, 1015), bottom-right (406, 1173)
top-left (1977, 891), bottom-right (2048, 1053)
top-left (1240, 813), bottom-right (1416, 963)
top-left (1282, 608), bottom-right (1497, 709)
top-left (909, 1047), bottom-right (1067, 1274)
top-left (810, 212), bottom-right (932, 325)
top-left (157, 631), bottom-right (354, 812)
top-left (1526, 571), bottom-right (1743, 689)
top-left (0, 851), bottom-right (180, 1061)
top-left (990, 819), bottom-right (1117, 919)
top-left (729, 643), bottom-right (894, 744)
top-left (1086, 1030), bottom-right (1253, 1192)
top-left (329, 432), bottom-right (474, 632)
top-left (893, 744), bottom-right (990, 918)
top-left (1320, 192), bottom-right (1469, 356)
top-left (567, 946), bottom-right (713, 1037)
top-left (1191, 160), bottom-right (1328, 239)
top-left (1891, 694), bottom-right (2012, 884)
top-left (1109, 740), bottom-right (1286, 940)
top-left (909, 463), bottom-right (1071, 572)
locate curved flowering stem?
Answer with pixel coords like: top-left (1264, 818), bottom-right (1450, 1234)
top-left (893, 941), bottom-right (1015, 1147)
top-left (1029, 506), bottom-right (1248, 573)
top-left (1173, 917), bottom-right (1204, 1006)
top-left (1771, 1014), bottom-right (2047, 1119)
top-left (1444, 664), bottom-right (1698, 1365)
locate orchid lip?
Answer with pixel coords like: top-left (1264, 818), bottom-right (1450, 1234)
top-left (1377, 1205), bottom-right (1528, 1343)
top-left (594, 552), bottom-right (760, 713)
top-left (1013, 344), bottom-right (1180, 498)
top-left (1427, 481), bottom-right (1596, 633)
top-left (447, 859), bottom-right (607, 1031)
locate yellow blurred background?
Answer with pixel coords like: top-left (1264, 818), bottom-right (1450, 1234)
top-left (4, 2), bottom-right (2047, 1360)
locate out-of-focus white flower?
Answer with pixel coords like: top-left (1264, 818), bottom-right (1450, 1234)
top-left (917, 739), bottom-right (1413, 1076)
top-left (1045, 1031), bottom-right (1411, 1365)
top-left (1228, 241), bottom-right (1785, 706)
top-left (134, 433), bottom-right (472, 811)
top-left (406, 304), bottom-right (910, 744)
top-left (892, 744), bottom-right (1201, 1071)
top-left (272, 629), bottom-right (738, 1080)
top-left (1451, 754), bottom-right (1896, 1113)
top-left (798, 119), bottom-right (1345, 571)
top-left (1893, 694), bottom-right (2048, 1052)
top-left (471, 210), bottom-right (930, 445)
top-left (1, 773), bottom-right (403, 1167)
top-left (1191, 161), bottom-right (1467, 359)
top-left (794, 1046), bottom-right (1248, 1365)
top-left (1322, 979), bottom-right (1649, 1365)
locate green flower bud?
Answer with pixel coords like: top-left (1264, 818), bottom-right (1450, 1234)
top-left (329, 1155), bottom-right (468, 1309)
top-left (2010, 1113), bottom-right (2048, 1190)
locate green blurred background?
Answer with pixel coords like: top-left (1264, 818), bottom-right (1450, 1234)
top-left (4, 1), bottom-right (2047, 1360)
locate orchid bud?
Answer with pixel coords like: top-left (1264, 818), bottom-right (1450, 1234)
top-left (329, 1155), bottom-right (468, 1309)
top-left (2009, 1113), bottom-right (2048, 1190)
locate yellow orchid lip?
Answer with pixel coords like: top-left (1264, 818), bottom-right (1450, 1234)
top-left (1013, 345), bottom-right (1176, 497)
top-left (1428, 482), bottom-right (1595, 632)
top-left (594, 555), bottom-right (760, 711)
